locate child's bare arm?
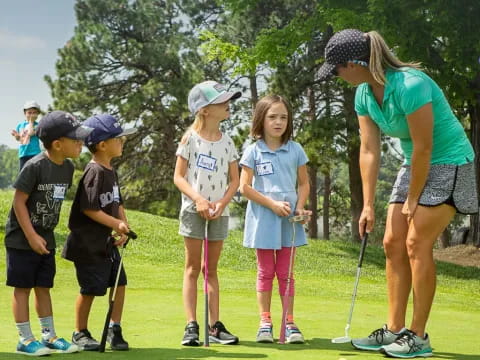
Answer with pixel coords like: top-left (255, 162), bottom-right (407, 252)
top-left (210, 160), bottom-right (240, 219)
top-left (173, 155), bottom-right (211, 218)
top-left (13, 190), bottom-right (49, 254)
top-left (83, 209), bottom-right (129, 235)
top-left (239, 166), bottom-right (291, 217)
top-left (295, 164), bottom-right (312, 223)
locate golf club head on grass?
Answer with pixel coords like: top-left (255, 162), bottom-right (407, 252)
top-left (331, 336), bottom-right (351, 343)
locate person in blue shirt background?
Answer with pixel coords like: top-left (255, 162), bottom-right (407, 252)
top-left (318, 29), bottom-right (478, 358)
top-left (11, 101), bottom-right (42, 170)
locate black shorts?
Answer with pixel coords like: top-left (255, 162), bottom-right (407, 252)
top-left (74, 247), bottom-right (127, 296)
top-left (6, 248), bottom-right (56, 288)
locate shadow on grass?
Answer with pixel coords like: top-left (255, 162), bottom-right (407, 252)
top-left (433, 352), bottom-right (480, 360)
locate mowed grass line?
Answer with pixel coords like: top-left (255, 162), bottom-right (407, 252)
top-left (0, 190), bottom-right (478, 359)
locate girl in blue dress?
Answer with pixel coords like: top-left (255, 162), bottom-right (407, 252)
top-left (239, 95), bottom-right (312, 344)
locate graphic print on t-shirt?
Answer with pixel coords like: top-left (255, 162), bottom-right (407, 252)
top-left (31, 183), bottom-right (69, 229)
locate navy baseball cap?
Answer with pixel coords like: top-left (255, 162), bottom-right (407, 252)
top-left (188, 81), bottom-right (241, 115)
top-left (83, 114), bottom-right (137, 146)
top-left (36, 111), bottom-right (93, 143)
top-left (317, 29), bottom-right (370, 81)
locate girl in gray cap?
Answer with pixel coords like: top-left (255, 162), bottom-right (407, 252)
top-left (319, 29), bottom-right (477, 358)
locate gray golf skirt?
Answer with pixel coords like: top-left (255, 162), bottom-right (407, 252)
top-left (389, 162), bottom-right (479, 214)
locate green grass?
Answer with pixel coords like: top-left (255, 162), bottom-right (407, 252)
top-left (0, 189), bottom-right (478, 359)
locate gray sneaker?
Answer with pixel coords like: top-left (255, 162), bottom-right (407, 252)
top-left (256, 323), bottom-right (274, 343)
top-left (72, 329), bottom-right (100, 351)
top-left (351, 324), bottom-right (406, 351)
top-left (209, 321), bottom-right (239, 345)
top-left (380, 330), bottom-right (433, 358)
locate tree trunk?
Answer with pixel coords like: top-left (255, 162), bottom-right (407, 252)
top-left (469, 72), bottom-right (480, 248)
top-left (438, 227), bottom-right (451, 249)
top-left (323, 170), bottom-right (331, 239)
top-left (249, 74), bottom-right (258, 109)
top-left (307, 86), bottom-right (318, 239)
top-left (343, 88), bottom-right (363, 242)
top-left (308, 165), bottom-right (318, 239)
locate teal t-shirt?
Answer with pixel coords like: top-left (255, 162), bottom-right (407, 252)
top-left (355, 68), bottom-right (474, 165)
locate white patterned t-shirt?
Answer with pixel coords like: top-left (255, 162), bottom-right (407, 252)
top-left (176, 130), bottom-right (238, 216)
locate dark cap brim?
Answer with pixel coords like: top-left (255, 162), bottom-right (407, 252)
top-left (317, 62), bottom-right (336, 82)
top-left (116, 127), bottom-right (138, 137)
top-left (65, 125), bottom-right (94, 141)
top-left (211, 91), bottom-right (242, 104)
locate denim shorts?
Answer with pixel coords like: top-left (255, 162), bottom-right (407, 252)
top-left (179, 211), bottom-right (229, 241)
top-left (390, 162), bottom-right (479, 214)
top-left (74, 247), bottom-right (127, 296)
top-left (6, 248), bottom-right (56, 288)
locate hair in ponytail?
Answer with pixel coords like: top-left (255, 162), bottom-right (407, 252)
top-left (366, 31), bottom-right (422, 85)
top-left (180, 112), bottom-right (206, 144)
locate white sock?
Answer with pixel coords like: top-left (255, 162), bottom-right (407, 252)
top-left (16, 321), bottom-right (34, 343)
top-left (39, 316), bottom-right (56, 341)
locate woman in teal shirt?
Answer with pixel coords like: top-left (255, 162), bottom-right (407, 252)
top-left (318, 29), bottom-right (478, 358)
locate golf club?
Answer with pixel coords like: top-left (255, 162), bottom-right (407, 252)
top-left (99, 230), bottom-right (137, 353)
top-left (204, 220), bottom-right (209, 347)
top-left (278, 214), bottom-right (308, 344)
top-left (331, 232), bottom-right (368, 344)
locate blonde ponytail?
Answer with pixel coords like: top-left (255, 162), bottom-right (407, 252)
top-left (180, 113), bottom-right (206, 144)
top-left (367, 31), bottom-right (422, 85)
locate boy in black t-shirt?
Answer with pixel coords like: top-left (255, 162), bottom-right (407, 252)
top-left (5, 111), bottom-right (92, 356)
top-left (62, 114), bottom-right (137, 351)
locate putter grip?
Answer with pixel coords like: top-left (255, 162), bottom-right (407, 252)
top-left (357, 233), bottom-right (368, 268)
top-left (126, 230), bottom-right (137, 240)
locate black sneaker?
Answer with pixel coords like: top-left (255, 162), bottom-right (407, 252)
top-left (209, 321), bottom-right (239, 345)
top-left (182, 321), bottom-right (200, 346)
top-left (72, 329), bottom-right (100, 351)
top-left (107, 324), bottom-right (129, 351)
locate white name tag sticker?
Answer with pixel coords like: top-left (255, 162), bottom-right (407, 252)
top-left (256, 162), bottom-right (274, 176)
top-left (113, 185), bottom-right (120, 202)
top-left (196, 154), bottom-right (217, 171)
top-left (53, 185), bottom-right (67, 200)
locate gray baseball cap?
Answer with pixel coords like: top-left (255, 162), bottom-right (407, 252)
top-left (23, 100), bottom-right (41, 111)
top-left (188, 81), bottom-right (241, 115)
top-left (317, 29), bottom-right (370, 81)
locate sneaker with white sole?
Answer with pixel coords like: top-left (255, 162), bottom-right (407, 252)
top-left (351, 324), bottom-right (406, 351)
top-left (285, 323), bottom-right (304, 344)
top-left (42, 337), bottom-right (79, 353)
top-left (16, 340), bottom-right (52, 356)
top-left (72, 329), bottom-right (100, 351)
top-left (256, 323), bottom-right (274, 343)
top-left (209, 321), bottom-right (239, 345)
top-left (380, 330), bottom-right (433, 358)
top-left (181, 321), bottom-right (200, 346)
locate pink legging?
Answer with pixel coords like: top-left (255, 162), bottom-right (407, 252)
top-left (256, 247), bottom-right (295, 296)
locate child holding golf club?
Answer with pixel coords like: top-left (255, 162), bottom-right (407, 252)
top-left (5, 110), bottom-right (92, 356)
top-left (239, 95), bottom-right (311, 344)
top-left (62, 114), bottom-right (137, 352)
top-left (174, 80), bottom-right (241, 346)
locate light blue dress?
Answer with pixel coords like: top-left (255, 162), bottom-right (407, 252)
top-left (240, 140), bottom-right (309, 249)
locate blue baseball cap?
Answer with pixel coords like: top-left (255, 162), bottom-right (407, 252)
top-left (36, 111), bottom-right (93, 143)
top-left (188, 81), bottom-right (241, 115)
top-left (83, 114), bottom-right (137, 146)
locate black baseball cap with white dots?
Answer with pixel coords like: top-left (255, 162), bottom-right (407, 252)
top-left (317, 29), bottom-right (370, 81)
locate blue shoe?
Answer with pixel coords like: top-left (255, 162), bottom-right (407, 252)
top-left (16, 340), bottom-right (51, 356)
top-left (42, 337), bottom-right (80, 353)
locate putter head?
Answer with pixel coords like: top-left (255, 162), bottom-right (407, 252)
top-left (331, 336), bottom-right (351, 343)
top-left (289, 214), bottom-right (309, 223)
